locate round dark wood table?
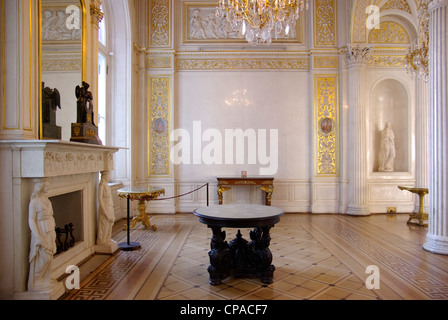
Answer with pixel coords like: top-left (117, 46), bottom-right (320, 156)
top-left (193, 204), bottom-right (284, 285)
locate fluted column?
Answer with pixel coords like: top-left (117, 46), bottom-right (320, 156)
top-left (414, 78), bottom-right (429, 213)
top-left (424, 0), bottom-right (448, 254)
top-left (345, 45), bottom-right (371, 216)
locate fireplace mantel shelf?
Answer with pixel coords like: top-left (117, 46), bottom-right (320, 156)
top-left (1, 140), bottom-right (120, 178)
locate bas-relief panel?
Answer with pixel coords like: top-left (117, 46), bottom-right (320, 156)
top-left (182, 2), bottom-right (303, 44)
top-left (42, 5), bottom-right (82, 42)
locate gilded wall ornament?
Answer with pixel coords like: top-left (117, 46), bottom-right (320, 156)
top-left (90, 4), bottom-right (104, 27)
top-left (151, 0), bottom-right (170, 47)
top-left (315, 76), bottom-right (338, 176)
top-left (314, 0), bottom-right (337, 46)
top-left (368, 21), bottom-right (410, 44)
top-left (149, 76), bottom-right (171, 177)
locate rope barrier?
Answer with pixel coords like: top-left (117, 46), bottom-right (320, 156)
top-left (152, 183), bottom-right (210, 206)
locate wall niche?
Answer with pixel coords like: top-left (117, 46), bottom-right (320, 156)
top-left (370, 79), bottom-right (409, 173)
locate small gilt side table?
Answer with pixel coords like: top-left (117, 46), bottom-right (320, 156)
top-left (117, 186), bottom-right (165, 251)
top-left (398, 186), bottom-right (429, 226)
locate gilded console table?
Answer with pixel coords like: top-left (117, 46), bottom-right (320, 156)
top-left (117, 186), bottom-right (165, 250)
top-left (217, 177), bottom-right (274, 206)
top-left (398, 186), bottom-right (429, 226)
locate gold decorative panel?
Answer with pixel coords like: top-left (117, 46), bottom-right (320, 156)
top-left (314, 0), bottom-right (337, 46)
top-left (314, 56), bottom-right (339, 69)
top-left (368, 55), bottom-right (407, 67)
top-left (381, 0), bottom-right (411, 14)
top-left (151, 0), bottom-right (171, 47)
top-left (315, 75), bottom-right (339, 176)
top-left (148, 56), bottom-right (173, 69)
top-left (368, 21), bottom-right (410, 44)
top-left (148, 75), bottom-right (171, 177)
top-left (176, 57), bottom-right (309, 71)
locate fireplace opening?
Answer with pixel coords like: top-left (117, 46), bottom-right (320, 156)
top-left (50, 191), bottom-right (84, 255)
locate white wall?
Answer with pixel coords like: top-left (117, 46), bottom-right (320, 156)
top-left (173, 70), bottom-right (311, 211)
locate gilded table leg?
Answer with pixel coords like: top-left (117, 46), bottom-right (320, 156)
top-left (260, 185), bottom-right (274, 206)
top-left (398, 186), bottom-right (429, 227)
top-left (128, 199), bottom-right (157, 231)
top-left (408, 191), bottom-right (429, 227)
top-left (217, 185), bottom-right (231, 205)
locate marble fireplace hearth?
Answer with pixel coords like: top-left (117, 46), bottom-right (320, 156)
top-left (0, 140), bottom-right (119, 300)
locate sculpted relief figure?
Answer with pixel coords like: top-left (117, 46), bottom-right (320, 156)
top-left (378, 122), bottom-right (396, 172)
top-left (28, 179), bottom-right (58, 292)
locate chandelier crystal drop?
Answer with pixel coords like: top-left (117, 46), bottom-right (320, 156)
top-left (216, 0), bottom-right (309, 45)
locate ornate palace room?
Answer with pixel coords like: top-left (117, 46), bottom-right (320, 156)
top-left (1, 0), bottom-right (448, 303)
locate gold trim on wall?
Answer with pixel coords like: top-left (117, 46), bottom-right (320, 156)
top-left (27, 0), bottom-right (33, 132)
top-left (314, 56), bottom-right (339, 69)
top-left (176, 57), bottom-right (310, 71)
top-left (314, 75), bottom-right (339, 176)
top-left (38, 0), bottom-right (42, 135)
top-left (1, 0), bottom-right (9, 130)
top-left (368, 54), bottom-right (407, 67)
top-left (148, 74), bottom-right (172, 178)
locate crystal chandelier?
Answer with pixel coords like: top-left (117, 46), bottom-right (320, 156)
top-left (405, 1), bottom-right (429, 81)
top-left (216, 0), bottom-right (309, 45)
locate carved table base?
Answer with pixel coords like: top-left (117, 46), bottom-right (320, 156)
top-left (207, 226), bottom-right (275, 285)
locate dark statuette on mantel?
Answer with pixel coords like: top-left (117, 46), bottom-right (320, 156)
top-left (42, 82), bottom-right (62, 139)
top-left (70, 81), bottom-right (102, 145)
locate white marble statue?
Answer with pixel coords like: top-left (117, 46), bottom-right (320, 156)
top-left (28, 178), bottom-right (58, 292)
top-left (378, 122), bottom-right (396, 172)
top-left (96, 171), bottom-right (116, 247)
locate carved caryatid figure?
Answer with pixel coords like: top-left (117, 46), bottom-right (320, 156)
top-left (75, 81), bottom-right (95, 125)
top-left (97, 171), bottom-right (116, 246)
top-left (378, 122), bottom-right (396, 172)
top-left (28, 179), bottom-right (58, 292)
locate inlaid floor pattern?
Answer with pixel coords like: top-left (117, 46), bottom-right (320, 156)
top-left (61, 213), bottom-right (448, 300)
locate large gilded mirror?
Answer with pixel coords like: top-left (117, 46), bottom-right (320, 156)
top-left (40, 0), bottom-right (85, 140)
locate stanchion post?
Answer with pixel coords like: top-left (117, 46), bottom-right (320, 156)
top-left (207, 183), bottom-right (209, 206)
top-left (127, 196), bottom-right (130, 245)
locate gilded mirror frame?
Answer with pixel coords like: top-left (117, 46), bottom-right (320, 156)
top-left (38, 0), bottom-right (87, 140)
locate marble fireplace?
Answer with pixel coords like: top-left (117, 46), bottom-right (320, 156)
top-left (0, 140), bottom-right (119, 300)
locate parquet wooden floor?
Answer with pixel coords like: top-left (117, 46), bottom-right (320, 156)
top-left (60, 213), bottom-right (448, 300)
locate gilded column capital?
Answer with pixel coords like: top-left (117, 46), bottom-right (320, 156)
top-left (90, 3), bottom-right (104, 27)
top-left (344, 44), bottom-right (372, 67)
